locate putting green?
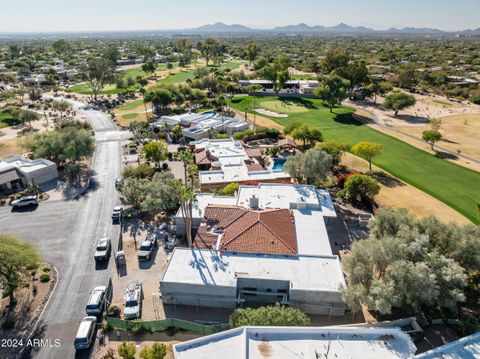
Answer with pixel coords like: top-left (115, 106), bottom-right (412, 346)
top-left (259, 98), bottom-right (309, 113)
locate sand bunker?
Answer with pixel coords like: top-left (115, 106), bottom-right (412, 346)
top-left (256, 108), bottom-right (288, 118)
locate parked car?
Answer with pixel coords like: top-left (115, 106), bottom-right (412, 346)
top-left (11, 196), bottom-right (38, 208)
top-left (124, 280), bottom-right (142, 320)
top-left (112, 206), bottom-right (123, 223)
top-left (116, 250), bottom-right (126, 266)
top-left (94, 238), bottom-right (111, 261)
top-left (115, 176), bottom-right (124, 188)
top-left (137, 235), bottom-right (157, 261)
top-left (85, 286), bottom-right (107, 315)
top-left (73, 316), bottom-right (97, 350)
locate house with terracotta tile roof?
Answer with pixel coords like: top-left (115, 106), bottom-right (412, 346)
top-left (162, 183), bottom-right (345, 315)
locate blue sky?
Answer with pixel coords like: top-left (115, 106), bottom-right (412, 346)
top-left (1, 0), bottom-right (479, 32)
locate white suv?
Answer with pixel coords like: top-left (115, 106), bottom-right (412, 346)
top-left (74, 316), bottom-right (97, 350)
top-left (85, 286), bottom-right (107, 315)
top-left (11, 196), bottom-right (38, 208)
top-left (124, 280), bottom-right (142, 320)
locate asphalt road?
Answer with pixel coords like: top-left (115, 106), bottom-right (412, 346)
top-left (0, 101), bottom-right (128, 359)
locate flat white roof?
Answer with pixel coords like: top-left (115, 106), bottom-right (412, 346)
top-left (194, 139), bottom-right (290, 185)
top-left (416, 332), bottom-right (480, 359)
top-left (161, 248), bottom-right (345, 292)
top-left (293, 209), bottom-right (332, 256)
top-left (173, 326), bottom-right (417, 359)
top-left (1, 156), bottom-right (55, 174)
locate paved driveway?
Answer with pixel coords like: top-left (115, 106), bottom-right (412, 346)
top-left (0, 101), bottom-right (126, 359)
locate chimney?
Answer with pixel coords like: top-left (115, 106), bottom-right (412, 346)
top-left (249, 195), bottom-right (259, 209)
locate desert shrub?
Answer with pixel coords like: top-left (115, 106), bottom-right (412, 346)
top-left (39, 274), bottom-right (51, 282)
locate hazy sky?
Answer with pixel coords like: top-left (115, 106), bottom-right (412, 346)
top-left (1, 0), bottom-right (479, 33)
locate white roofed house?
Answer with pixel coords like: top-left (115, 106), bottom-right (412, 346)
top-left (191, 138), bottom-right (291, 191)
top-left (172, 326), bottom-right (418, 359)
top-left (0, 156), bottom-right (58, 191)
top-left (164, 183), bottom-right (345, 315)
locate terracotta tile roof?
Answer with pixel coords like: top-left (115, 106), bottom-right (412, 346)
top-left (194, 205), bottom-right (297, 255)
top-left (195, 149), bottom-right (212, 166)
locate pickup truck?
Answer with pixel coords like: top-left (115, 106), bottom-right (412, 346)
top-left (137, 235), bottom-right (157, 261)
top-left (112, 206), bottom-right (123, 223)
top-left (124, 280), bottom-right (142, 320)
top-left (94, 238), bottom-right (111, 261)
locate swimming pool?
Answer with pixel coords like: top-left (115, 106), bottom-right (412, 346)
top-left (272, 157), bottom-right (286, 171)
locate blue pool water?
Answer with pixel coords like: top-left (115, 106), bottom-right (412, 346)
top-left (272, 157), bottom-right (286, 171)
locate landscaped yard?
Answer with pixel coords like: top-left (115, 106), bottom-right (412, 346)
top-left (230, 96), bottom-right (480, 224)
top-left (0, 109), bottom-right (21, 128)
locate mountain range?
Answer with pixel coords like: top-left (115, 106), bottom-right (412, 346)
top-left (189, 22), bottom-right (480, 36)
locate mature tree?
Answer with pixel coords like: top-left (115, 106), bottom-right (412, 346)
top-left (422, 130), bottom-right (442, 151)
top-left (397, 68), bottom-right (416, 90)
top-left (284, 148), bottom-right (332, 185)
top-left (141, 172), bottom-right (183, 213)
top-left (123, 163), bottom-right (154, 179)
top-left (291, 124), bottom-right (323, 149)
top-left (120, 177), bottom-right (149, 211)
top-left (315, 75), bottom-right (350, 112)
top-left (351, 141), bottom-right (383, 171)
top-left (145, 88), bottom-right (174, 114)
top-left (383, 92), bottom-right (416, 116)
top-left (177, 149), bottom-right (195, 186)
top-left (343, 60), bottom-right (369, 99)
top-left (103, 44), bottom-right (120, 68)
top-left (366, 80), bottom-right (393, 104)
top-left (142, 140), bottom-right (168, 168)
top-left (139, 343), bottom-right (167, 359)
top-left (245, 44), bottom-right (260, 66)
top-left (317, 141), bottom-right (350, 168)
top-left (341, 208), bottom-right (471, 316)
top-left (0, 234), bottom-right (41, 305)
top-left (199, 38), bottom-right (221, 66)
top-left (321, 49), bottom-right (349, 75)
top-left (142, 60), bottom-right (156, 77)
top-left (342, 174), bottom-right (380, 204)
top-left (84, 58), bottom-right (116, 102)
top-left (177, 38), bottom-right (193, 68)
top-left (24, 127), bottom-right (94, 166)
top-left (229, 303), bottom-right (310, 328)
top-left (118, 342), bottom-right (136, 359)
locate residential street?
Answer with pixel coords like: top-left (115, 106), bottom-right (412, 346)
top-left (0, 101), bottom-right (127, 359)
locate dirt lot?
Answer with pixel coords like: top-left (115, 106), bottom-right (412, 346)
top-left (110, 221), bottom-right (171, 321)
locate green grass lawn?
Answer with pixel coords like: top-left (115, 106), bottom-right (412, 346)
top-left (157, 71), bottom-right (195, 84)
top-left (118, 99), bottom-right (144, 111)
top-left (66, 83), bottom-right (125, 95)
top-left (0, 110), bottom-right (21, 128)
top-left (230, 96), bottom-right (480, 224)
top-left (121, 113), bottom-right (139, 120)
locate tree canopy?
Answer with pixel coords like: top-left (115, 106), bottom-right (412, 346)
top-left (342, 208), bottom-right (479, 316)
top-left (315, 75), bottom-right (349, 112)
top-left (383, 92), bottom-right (416, 116)
top-left (422, 130), bottom-right (442, 151)
top-left (342, 174), bottom-right (380, 204)
top-left (351, 141), bottom-right (383, 172)
top-left (284, 148), bottom-right (332, 185)
top-left (142, 140), bottom-right (168, 168)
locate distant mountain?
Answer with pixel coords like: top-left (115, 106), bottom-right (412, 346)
top-left (194, 22), bottom-right (252, 33)
top-left (182, 22), bottom-right (480, 37)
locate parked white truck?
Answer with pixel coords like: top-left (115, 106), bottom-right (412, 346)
top-left (124, 280), bottom-right (142, 320)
